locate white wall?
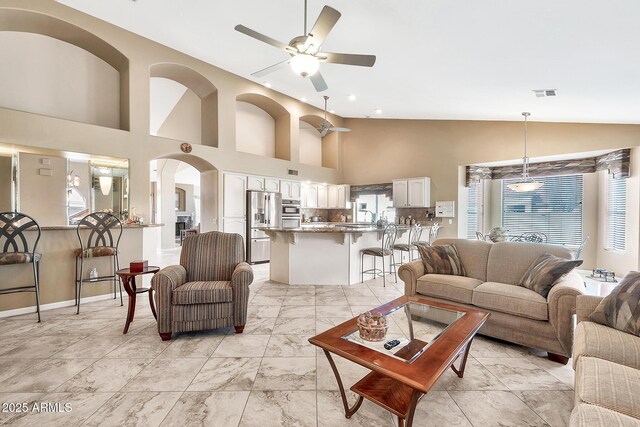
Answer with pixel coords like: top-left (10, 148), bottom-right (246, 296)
top-left (18, 152), bottom-right (67, 226)
top-left (235, 101), bottom-right (275, 157)
top-left (299, 121), bottom-right (322, 167)
top-left (0, 31), bottom-right (120, 128)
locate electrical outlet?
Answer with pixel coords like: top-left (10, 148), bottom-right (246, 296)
top-left (448, 219), bottom-right (453, 225)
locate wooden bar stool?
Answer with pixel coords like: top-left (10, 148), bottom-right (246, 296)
top-left (0, 212), bottom-right (42, 322)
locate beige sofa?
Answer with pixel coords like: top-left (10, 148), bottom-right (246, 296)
top-left (570, 295), bottom-right (640, 426)
top-left (398, 238), bottom-right (584, 363)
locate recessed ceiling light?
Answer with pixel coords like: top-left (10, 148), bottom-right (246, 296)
top-left (532, 89), bottom-right (557, 98)
top-left (375, 109), bottom-right (382, 114)
top-left (329, 109), bottom-right (335, 114)
top-left (300, 97), bottom-right (307, 102)
top-left (263, 82), bottom-right (272, 88)
top-left (348, 94), bottom-right (356, 101)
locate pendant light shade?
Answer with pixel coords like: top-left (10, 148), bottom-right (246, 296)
top-left (99, 176), bottom-right (112, 196)
top-left (507, 112), bottom-right (544, 193)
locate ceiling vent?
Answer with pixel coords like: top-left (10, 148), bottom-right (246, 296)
top-left (533, 89), bottom-right (557, 98)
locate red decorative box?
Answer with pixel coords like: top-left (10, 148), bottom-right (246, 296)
top-left (130, 260), bottom-right (148, 273)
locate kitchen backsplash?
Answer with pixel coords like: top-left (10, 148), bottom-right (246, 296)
top-left (302, 209), bottom-right (352, 223)
top-left (395, 207), bottom-right (442, 226)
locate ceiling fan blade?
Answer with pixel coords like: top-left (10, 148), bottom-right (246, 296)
top-left (321, 52), bottom-right (376, 67)
top-left (329, 127), bottom-right (351, 133)
top-left (319, 127), bottom-right (329, 137)
top-left (251, 60), bottom-right (290, 78)
top-left (235, 24), bottom-right (290, 51)
top-left (308, 6), bottom-right (341, 47)
top-left (310, 71), bottom-right (328, 92)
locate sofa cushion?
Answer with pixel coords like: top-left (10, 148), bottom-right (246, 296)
top-left (472, 281), bottom-right (548, 320)
top-left (575, 356), bottom-right (640, 420)
top-left (590, 271), bottom-right (640, 336)
top-left (172, 281), bottom-right (233, 305)
top-left (519, 253), bottom-right (583, 298)
top-left (416, 274), bottom-right (483, 304)
top-left (570, 403), bottom-right (640, 427)
top-left (416, 244), bottom-right (465, 276)
top-left (486, 241), bottom-right (573, 285)
top-left (433, 238), bottom-right (492, 281)
top-left (573, 321), bottom-right (640, 370)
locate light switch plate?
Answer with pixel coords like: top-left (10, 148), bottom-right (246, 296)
top-left (38, 168), bottom-right (53, 176)
top-left (40, 158), bottom-right (51, 165)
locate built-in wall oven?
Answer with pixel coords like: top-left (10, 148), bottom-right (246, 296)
top-left (281, 199), bottom-right (301, 229)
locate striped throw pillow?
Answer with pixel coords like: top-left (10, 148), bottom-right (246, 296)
top-left (519, 253), bottom-right (582, 298)
top-left (590, 272), bottom-right (640, 336)
top-left (417, 244), bottom-right (465, 276)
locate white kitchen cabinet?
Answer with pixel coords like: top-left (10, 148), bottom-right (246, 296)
top-left (303, 184), bottom-right (318, 208)
top-left (264, 178), bottom-right (280, 192)
top-left (223, 173), bottom-right (247, 217)
top-left (223, 218), bottom-right (246, 243)
top-left (393, 177), bottom-right (430, 207)
top-left (247, 175), bottom-right (265, 191)
top-left (317, 185), bottom-right (328, 208)
top-left (280, 180), bottom-right (302, 199)
top-left (328, 185), bottom-right (350, 208)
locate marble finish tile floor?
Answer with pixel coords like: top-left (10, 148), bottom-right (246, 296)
top-left (0, 261), bottom-right (576, 426)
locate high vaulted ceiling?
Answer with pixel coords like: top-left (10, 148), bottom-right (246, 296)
top-left (57, 0), bottom-right (640, 124)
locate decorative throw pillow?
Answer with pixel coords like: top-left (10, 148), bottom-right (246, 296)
top-left (589, 272), bottom-right (640, 336)
top-left (417, 244), bottom-right (465, 276)
top-left (519, 253), bottom-right (583, 298)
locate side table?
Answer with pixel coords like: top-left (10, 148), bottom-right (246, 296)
top-left (116, 266), bottom-right (160, 334)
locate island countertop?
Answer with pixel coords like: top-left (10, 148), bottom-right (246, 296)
top-left (261, 224), bottom-right (410, 233)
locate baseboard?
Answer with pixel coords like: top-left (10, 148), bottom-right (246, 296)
top-left (0, 293), bottom-right (117, 319)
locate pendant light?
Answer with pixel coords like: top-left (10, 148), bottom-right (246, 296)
top-left (507, 112), bottom-right (543, 192)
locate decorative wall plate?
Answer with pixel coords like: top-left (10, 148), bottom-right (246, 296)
top-left (180, 143), bottom-right (192, 153)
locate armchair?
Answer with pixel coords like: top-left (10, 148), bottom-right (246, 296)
top-left (151, 231), bottom-right (253, 341)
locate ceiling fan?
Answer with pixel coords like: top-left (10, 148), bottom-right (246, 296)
top-left (234, 0), bottom-right (376, 92)
top-left (318, 96), bottom-right (350, 137)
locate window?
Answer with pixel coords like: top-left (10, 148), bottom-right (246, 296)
top-left (466, 182), bottom-right (484, 239)
top-left (502, 175), bottom-right (583, 245)
top-left (606, 175), bottom-right (626, 252)
top-left (355, 194), bottom-right (395, 223)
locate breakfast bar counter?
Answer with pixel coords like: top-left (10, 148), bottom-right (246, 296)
top-left (262, 225), bottom-right (409, 285)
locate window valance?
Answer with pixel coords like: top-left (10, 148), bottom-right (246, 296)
top-left (349, 183), bottom-right (393, 202)
top-left (466, 148), bottom-right (630, 186)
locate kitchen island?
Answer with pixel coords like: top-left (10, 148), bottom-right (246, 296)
top-left (262, 225), bottom-right (410, 285)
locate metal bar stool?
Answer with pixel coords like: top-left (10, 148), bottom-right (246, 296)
top-left (417, 221), bottom-right (441, 246)
top-left (361, 224), bottom-right (398, 287)
top-left (393, 223), bottom-right (422, 266)
top-left (0, 212), bottom-right (42, 322)
top-left (75, 212), bottom-right (123, 314)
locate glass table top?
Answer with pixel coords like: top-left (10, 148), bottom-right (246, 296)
top-left (342, 301), bottom-right (466, 363)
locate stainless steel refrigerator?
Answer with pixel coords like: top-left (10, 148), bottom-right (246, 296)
top-left (246, 190), bottom-right (282, 263)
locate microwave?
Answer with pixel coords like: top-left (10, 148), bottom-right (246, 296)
top-left (282, 199), bottom-right (301, 216)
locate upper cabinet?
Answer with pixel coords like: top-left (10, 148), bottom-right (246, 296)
top-left (223, 173), bottom-right (247, 217)
top-left (317, 185), bottom-right (328, 209)
top-left (302, 184), bottom-right (318, 208)
top-left (393, 177), bottom-right (431, 207)
top-left (247, 175), bottom-right (281, 192)
top-left (328, 184), bottom-right (350, 209)
top-left (264, 178), bottom-right (280, 192)
top-left (281, 180), bottom-right (302, 199)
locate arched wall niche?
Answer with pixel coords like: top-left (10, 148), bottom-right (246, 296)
top-left (153, 153), bottom-right (219, 248)
top-left (150, 63), bottom-right (219, 147)
top-left (299, 114), bottom-right (339, 169)
top-left (0, 8), bottom-right (130, 129)
top-left (236, 93), bottom-right (291, 161)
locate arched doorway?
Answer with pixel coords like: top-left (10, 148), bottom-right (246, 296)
top-left (151, 154), bottom-right (218, 249)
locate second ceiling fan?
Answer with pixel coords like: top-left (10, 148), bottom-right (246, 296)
top-left (235, 0), bottom-right (376, 92)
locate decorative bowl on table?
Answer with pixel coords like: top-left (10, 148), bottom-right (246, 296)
top-left (357, 311), bottom-right (388, 342)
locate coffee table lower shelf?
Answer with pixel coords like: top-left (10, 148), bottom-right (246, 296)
top-left (351, 372), bottom-right (419, 418)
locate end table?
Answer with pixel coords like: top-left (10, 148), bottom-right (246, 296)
top-left (117, 266), bottom-right (160, 334)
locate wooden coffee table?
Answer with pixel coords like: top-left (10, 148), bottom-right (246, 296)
top-left (309, 295), bottom-right (489, 427)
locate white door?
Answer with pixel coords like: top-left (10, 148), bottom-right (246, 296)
top-left (280, 180), bottom-right (292, 198)
top-left (265, 178), bottom-right (280, 192)
top-left (223, 218), bottom-right (246, 245)
top-left (317, 185), bottom-right (328, 208)
top-left (223, 174), bottom-right (247, 217)
top-left (291, 182), bottom-right (302, 199)
top-left (247, 176), bottom-right (265, 191)
top-left (408, 179), bottom-right (425, 207)
top-left (328, 185), bottom-right (338, 208)
top-left (304, 185), bottom-right (318, 208)
top-left (393, 180), bottom-right (408, 207)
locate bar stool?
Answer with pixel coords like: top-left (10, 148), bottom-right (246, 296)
top-left (417, 222), bottom-right (441, 246)
top-left (75, 212), bottom-right (123, 314)
top-left (393, 223), bottom-right (422, 265)
top-left (0, 212), bottom-right (42, 322)
top-left (361, 224), bottom-right (398, 287)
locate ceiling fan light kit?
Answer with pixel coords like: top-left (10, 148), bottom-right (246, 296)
top-left (507, 112), bottom-right (544, 193)
top-left (235, 0), bottom-right (376, 92)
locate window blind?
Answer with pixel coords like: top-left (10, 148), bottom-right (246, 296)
top-left (466, 183), bottom-right (483, 239)
top-left (502, 175), bottom-right (583, 245)
top-left (607, 176), bottom-right (626, 251)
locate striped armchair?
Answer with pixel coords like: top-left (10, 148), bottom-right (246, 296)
top-left (151, 231), bottom-right (253, 341)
